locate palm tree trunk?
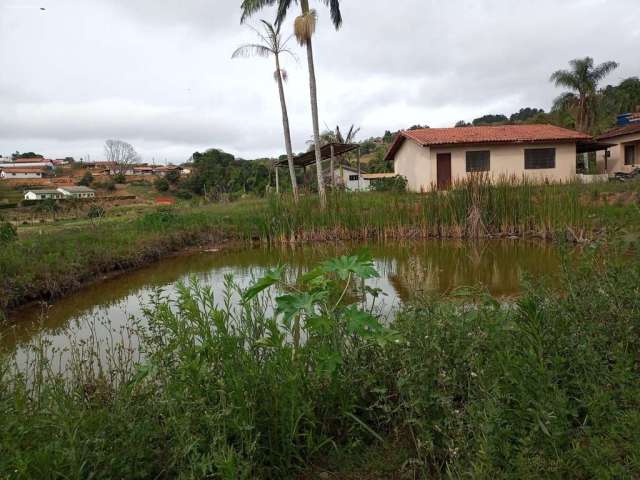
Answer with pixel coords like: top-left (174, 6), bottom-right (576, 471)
top-left (275, 53), bottom-right (299, 202)
top-left (300, 0), bottom-right (326, 209)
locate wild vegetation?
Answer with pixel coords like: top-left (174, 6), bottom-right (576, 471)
top-left (1, 178), bottom-right (639, 317)
top-left (1, 242), bottom-right (639, 478)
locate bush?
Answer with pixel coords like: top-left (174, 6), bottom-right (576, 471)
top-left (113, 173), bottom-right (126, 184)
top-left (164, 170), bottom-right (181, 184)
top-left (87, 205), bottom-right (105, 219)
top-left (154, 177), bottom-right (170, 192)
top-left (0, 222), bottom-right (17, 243)
top-left (369, 175), bottom-right (407, 192)
top-left (78, 170), bottom-right (94, 186)
top-left (174, 189), bottom-right (193, 200)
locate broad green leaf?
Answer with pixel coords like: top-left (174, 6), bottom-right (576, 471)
top-left (344, 305), bottom-right (384, 336)
top-left (242, 266), bottom-right (284, 302)
top-left (321, 253), bottom-right (379, 280)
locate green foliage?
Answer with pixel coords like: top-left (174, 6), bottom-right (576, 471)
top-left (183, 149), bottom-right (270, 199)
top-left (472, 113), bottom-right (508, 125)
top-left (369, 175), bottom-right (407, 192)
top-left (87, 205), bottom-right (105, 219)
top-left (113, 173), bottom-right (126, 184)
top-left (164, 169), bottom-right (180, 184)
top-left (153, 177), bottom-right (169, 192)
top-left (78, 170), bottom-right (94, 186)
top-left (12, 151), bottom-right (43, 159)
top-left (0, 222), bottom-right (17, 243)
top-left (1, 248), bottom-right (640, 477)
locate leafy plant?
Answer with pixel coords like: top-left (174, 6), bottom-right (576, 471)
top-left (0, 222), bottom-right (17, 244)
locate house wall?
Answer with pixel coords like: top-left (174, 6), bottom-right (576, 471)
top-left (394, 139), bottom-right (432, 192)
top-left (394, 139), bottom-right (577, 192)
top-left (0, 171), bottom-right (43, 179)
top-left (596, 131), bottom-right (640, 173)
top-left (330, 167), bottom-right (370, 191)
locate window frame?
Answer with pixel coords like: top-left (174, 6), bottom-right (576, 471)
top-left (348, 174), bottom-right (359, 182)
top-left (465, 150), bottom-right (491, 173)
top-left (524, 147), bottom-right (556, 170)
top-left (625, 145), bottom-right (636, 166)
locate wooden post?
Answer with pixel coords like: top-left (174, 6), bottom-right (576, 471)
top-left (357, 146), bottom-right (361, 191)
top-left (275, 164), bottom-right (280, 194)
top-left (330, 144), bottom-right (336, 188)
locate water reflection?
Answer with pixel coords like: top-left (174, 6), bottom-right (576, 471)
top-left (1, 240), bottom-right (561, 352)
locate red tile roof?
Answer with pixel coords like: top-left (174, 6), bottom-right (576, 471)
top-left (596, 124), bottom-right (640, 141)
top-left (385, 124), bottom-right (591, 161)
top-left (13, 158), bottom-right (49, 164)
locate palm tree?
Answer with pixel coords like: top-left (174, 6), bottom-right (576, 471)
top-left (550, 57), bottom-right (618, 133)
top-left (233, 20), bottom-right (299, 202)
top-left (241, 0), bottom-right (343, 209)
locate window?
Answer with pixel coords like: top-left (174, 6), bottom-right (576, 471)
top-left (625, 145), bottom-right (636, 166)
top-left (525, 148), bottom-right (556, 169)
top-left (348, 174), bottom-right (359, 181)
top-left (466, 150), bottom-right (490, 172)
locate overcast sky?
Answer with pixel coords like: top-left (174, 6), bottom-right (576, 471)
top-left (1, 0), bottom-right (638, 163)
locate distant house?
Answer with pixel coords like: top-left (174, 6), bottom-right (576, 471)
top-left (57, 186), bottom-right (96, 199)
top-left (23, 186), bottom-right (96, 201)
top-left (596, 114), bottom-right (640, 173)
top-left (385, 124), bottom-right (593, 192)
top-left (153, 165), bottom-right (180, 177)
top-left (0, 167), bottom-right (46, 179)
top-left (24, 189), bottom-right (64, 201)
top-left (327, 164), bottom-right (370, 191)
top-left (133, 166), bottom-right (154, 176)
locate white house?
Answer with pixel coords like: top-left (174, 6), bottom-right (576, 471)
top-left (57, 186), bottom-right (96, 199)
top-left (0, 168), bottom-right (46, 179)
top-left (327, 164), bottom-right (370, 191)
top-left (24, 189), bottom-right (64, 200)
top-left (596, 114), bottom-right (640, 173)
top-left (385, 124), bottom-right (593, 192)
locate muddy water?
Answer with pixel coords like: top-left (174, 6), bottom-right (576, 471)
top-left (1, 240), bottom-right (563, 353)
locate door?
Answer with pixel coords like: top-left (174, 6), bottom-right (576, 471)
top-left (436, 153), bottom-right (452, 190)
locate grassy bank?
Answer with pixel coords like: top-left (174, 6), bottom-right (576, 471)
top-left (1, 246), bottom-right (639, 478)
top-left (1, 179), bottom-right (639, 315)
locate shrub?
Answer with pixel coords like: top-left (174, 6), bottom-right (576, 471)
top-left (164, 170), bottom-right (181, 184)
top-left (77, 171), bottom-right (94, 186)
top-left (369, 175), bottom-right (407, 192)
top-left (174, 189), bottom-right (193, 200)
top-left (87, 205), bottom-right (105, 219)
top-left (154, 177), bottom-right (170, 192)
top-left (0, 222), bottom-right (17, 243)
top-left (113, 173), bottom-right (126, 184)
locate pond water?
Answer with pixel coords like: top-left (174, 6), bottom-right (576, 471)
top-left (1, 240), bottom-right (563, 354)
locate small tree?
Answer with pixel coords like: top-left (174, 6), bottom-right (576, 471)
top-left (78, 171), bottom-right (94, 186)
top-left (154, 177), bottom-right (170, 192)
top-left (164, 170), bottom-right (180, 184)
top-left (113, 173), bottom-right (126, 184)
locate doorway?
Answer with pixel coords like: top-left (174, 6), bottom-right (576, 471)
top-left (436, 153), bottom-right (452, 190)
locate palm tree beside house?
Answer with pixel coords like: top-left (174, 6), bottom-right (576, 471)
top-left (241, 0), bottom-right (344, 209)
top-left (550, 57), bottom-right (618, 133)
top-left (232, 20), bottom-right (299, 202)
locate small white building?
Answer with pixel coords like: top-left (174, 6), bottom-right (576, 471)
top-left (57, 186), bottom-right (96, 199)
top-left (24, 189), bottom-right (64, 201)
top-left (328, 164), bottom-right (370, 191)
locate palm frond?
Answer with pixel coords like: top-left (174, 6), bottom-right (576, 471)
top-left (591, 61), bottom-right (619, 82)
top-left (321, 0), bottom-right (343, 29)
top-left (232, 44), bottom-right (273, 59)
top-left (550, 69), bottom-right (580, 91)
top-left (240, 0), bottom-right (276, 23)
top-left (274, 68), bottom-right (288, 83)
top-left (274, 0), bottom-right (295, 27)
top-left (552, 92), bottom-right (578, 112)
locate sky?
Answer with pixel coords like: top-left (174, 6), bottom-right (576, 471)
top-left (0, 0), bottom-right (639, 163)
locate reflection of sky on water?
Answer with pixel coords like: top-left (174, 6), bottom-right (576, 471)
top-left (1, 240), bottom-right (563, 358)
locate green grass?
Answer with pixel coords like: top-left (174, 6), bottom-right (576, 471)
top-left (1, 246), bottom-right (639, 478)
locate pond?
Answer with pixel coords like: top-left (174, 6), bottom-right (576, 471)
top-left (1, 240), bottom-right (563, 354)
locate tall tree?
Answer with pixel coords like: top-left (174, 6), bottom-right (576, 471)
top-left (233, 20), bottom-right (299, 202)
top-left (550, 57), bottom-right (618, 133)
top-left (104, 139), bottom-right (140, 175)
top-left (241, 0), bottom-right (343, 209)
